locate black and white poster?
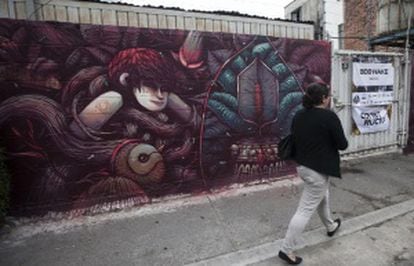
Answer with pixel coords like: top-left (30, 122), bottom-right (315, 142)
top-left (351, 56), bottom-right (394, 134)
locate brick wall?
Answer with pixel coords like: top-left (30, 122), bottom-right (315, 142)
top-left (344, 0), bottom-right (404, 51)
top-left (344, 0), bottom-right (378, 51)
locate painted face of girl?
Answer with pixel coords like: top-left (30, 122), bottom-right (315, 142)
top-left (134, 81), bottom-right (168, 111)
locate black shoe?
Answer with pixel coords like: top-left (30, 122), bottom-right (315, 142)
top-left (327, 218), bottom-right (341, 237)
top-left (278, 250), bottom-right (303, 265)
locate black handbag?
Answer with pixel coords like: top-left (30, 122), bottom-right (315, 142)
top-left (278, 134), bottom-right (295, 160)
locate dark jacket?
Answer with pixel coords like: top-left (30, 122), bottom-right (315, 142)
top-left (292, 107), bottom-right (348, 178)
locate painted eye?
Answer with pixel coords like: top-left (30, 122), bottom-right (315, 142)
top-left (126, 143), bottom-right (164, 177)
top-left (138, 153), bottom-right (149, 163)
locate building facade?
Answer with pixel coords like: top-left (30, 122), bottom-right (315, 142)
top-left (285, 0), bottom-right (344, 49)
top-left (344, 0), bottom-right (414, 51)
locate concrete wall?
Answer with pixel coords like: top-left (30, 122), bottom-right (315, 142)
top-left (0, 18), bottom-right (331, 217)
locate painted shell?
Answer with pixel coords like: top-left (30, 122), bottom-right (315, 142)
top-left (113, 143), bottom-right (165, 185)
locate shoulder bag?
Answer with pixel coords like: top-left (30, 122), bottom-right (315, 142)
top-left (278, 134), bottom-right (295, 160)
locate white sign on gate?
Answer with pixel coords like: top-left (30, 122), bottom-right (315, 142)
top-left (352, 106), bottom-right (390, 134)
top-left (351, 91), bottom-right (394, 106)
top-left (352, 63), bottom-right (394, 87)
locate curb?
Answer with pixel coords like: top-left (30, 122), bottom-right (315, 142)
top-left (186, 198), bottom-right (414, 266)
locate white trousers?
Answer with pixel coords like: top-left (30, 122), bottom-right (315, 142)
top-left (281, 165), bottom-right (337, 254)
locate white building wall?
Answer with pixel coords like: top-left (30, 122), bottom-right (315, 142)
top-left (324, 0), bottom-right (344, 50)
top-left (285, 0), bottom-right (320, 22)
top-left (285, 0), bottom-right (344, 50)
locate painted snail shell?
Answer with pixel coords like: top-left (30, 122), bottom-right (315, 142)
top-left (114, 143), bottom-right (165, 185)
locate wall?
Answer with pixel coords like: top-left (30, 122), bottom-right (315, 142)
top-left (0, 0), bottom-right (314, 39)
top-left (285, 0), bottom-right (344, 50)
top-left (285, 0), bottom-right (322, 39)
top-left (285, 0), bottom-right (321, 21)
top-left (377, 0), bottom-right (414, 35)
top-left (324, 0), bottom-right (344, 50)
top-left (344, 0), bottom-right (378, 50)
top-left (0, 18), bottom-right (331, 216)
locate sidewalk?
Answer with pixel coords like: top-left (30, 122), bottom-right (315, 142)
top-left (192, 200), bottom-right (414, 266)
top-left (251, 209), bottom-right (414, 266)
top-left (0, 152), bottom-right (414, 266)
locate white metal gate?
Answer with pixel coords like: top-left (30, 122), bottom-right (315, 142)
top-left (331, 50), bottom-right (411, 158)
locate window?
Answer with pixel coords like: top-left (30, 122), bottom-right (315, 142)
top-left (291, 7), bottom-right (301, 21)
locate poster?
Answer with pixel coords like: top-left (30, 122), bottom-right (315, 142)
top-left (351, 91), bottom-right (393, 106)
top-left (351, 56), bottom-right (394, 134)
top-left (352, 62), bottom-right (394, 87)
top-left (352, 106), bottom-right (390, 134)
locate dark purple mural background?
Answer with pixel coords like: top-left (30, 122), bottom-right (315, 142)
top-left (0, 18), bottom-right (331, 216)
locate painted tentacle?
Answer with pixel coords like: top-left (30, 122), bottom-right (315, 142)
top-left (88, 74), bottom-right (109, 98)
top-left (252, 42), bottom-right (272, 60)
top-left (217, 69), bottom-right (237, 95)
top-left (280, 104), bottom-right (303, 137)
top-left (203, 117), bottom-right (231, 139)
top-left (71, 91), bottom-right (116, 140)
top-left (207, 98), bottom-right (252, 133)
top-left (61, 66), bottom-right (106, 108)
top-left (209, 92), bottom-right (238, 110)
top-left (278, 92), bottom-right (304, 119)
top-left (279, 75), bottom-right (302, 99)
top-left (163, 129), bottom-right (193, 162)
top-left (120, 107), bottom-right (184, 137)
top-left (0, 95), bottom-right (123, 163)
top-left (278, 91), bottom-right (303, 131)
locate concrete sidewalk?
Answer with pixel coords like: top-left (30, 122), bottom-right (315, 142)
top-left (191, 199), bottom-right (414, 266)
top-left (251, 208), bottom-right (414, 266)
top-left (0, 152), bottom-right (414, 266)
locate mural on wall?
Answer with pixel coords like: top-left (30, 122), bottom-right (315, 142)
top-left (0, 19), bottom-right (331, 216)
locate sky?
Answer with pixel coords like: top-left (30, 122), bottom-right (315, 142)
top-left (102, 0), bottom-right (293, 19)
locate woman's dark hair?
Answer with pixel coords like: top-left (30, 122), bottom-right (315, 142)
top-left (302, 83), bottom-right (330, 109)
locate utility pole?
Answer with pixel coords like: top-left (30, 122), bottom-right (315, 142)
top-left (366, 0), bottom-right (375, 51)
top-left (402, 2), bottom-right (412, 147)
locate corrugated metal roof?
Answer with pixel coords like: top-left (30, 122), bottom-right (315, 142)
top-left (78, 0), bottom-right (314, 25)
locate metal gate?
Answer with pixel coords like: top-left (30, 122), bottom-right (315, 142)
top-left (331, 50), bottom-right (411, 158)
top-left (404, 53), bottom-right (414, 153)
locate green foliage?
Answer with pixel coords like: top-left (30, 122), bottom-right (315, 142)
top-left (0, 148), bottom-right (10, 224)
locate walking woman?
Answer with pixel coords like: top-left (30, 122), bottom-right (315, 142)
top-left (278, 83), bottom-right (348, 264)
